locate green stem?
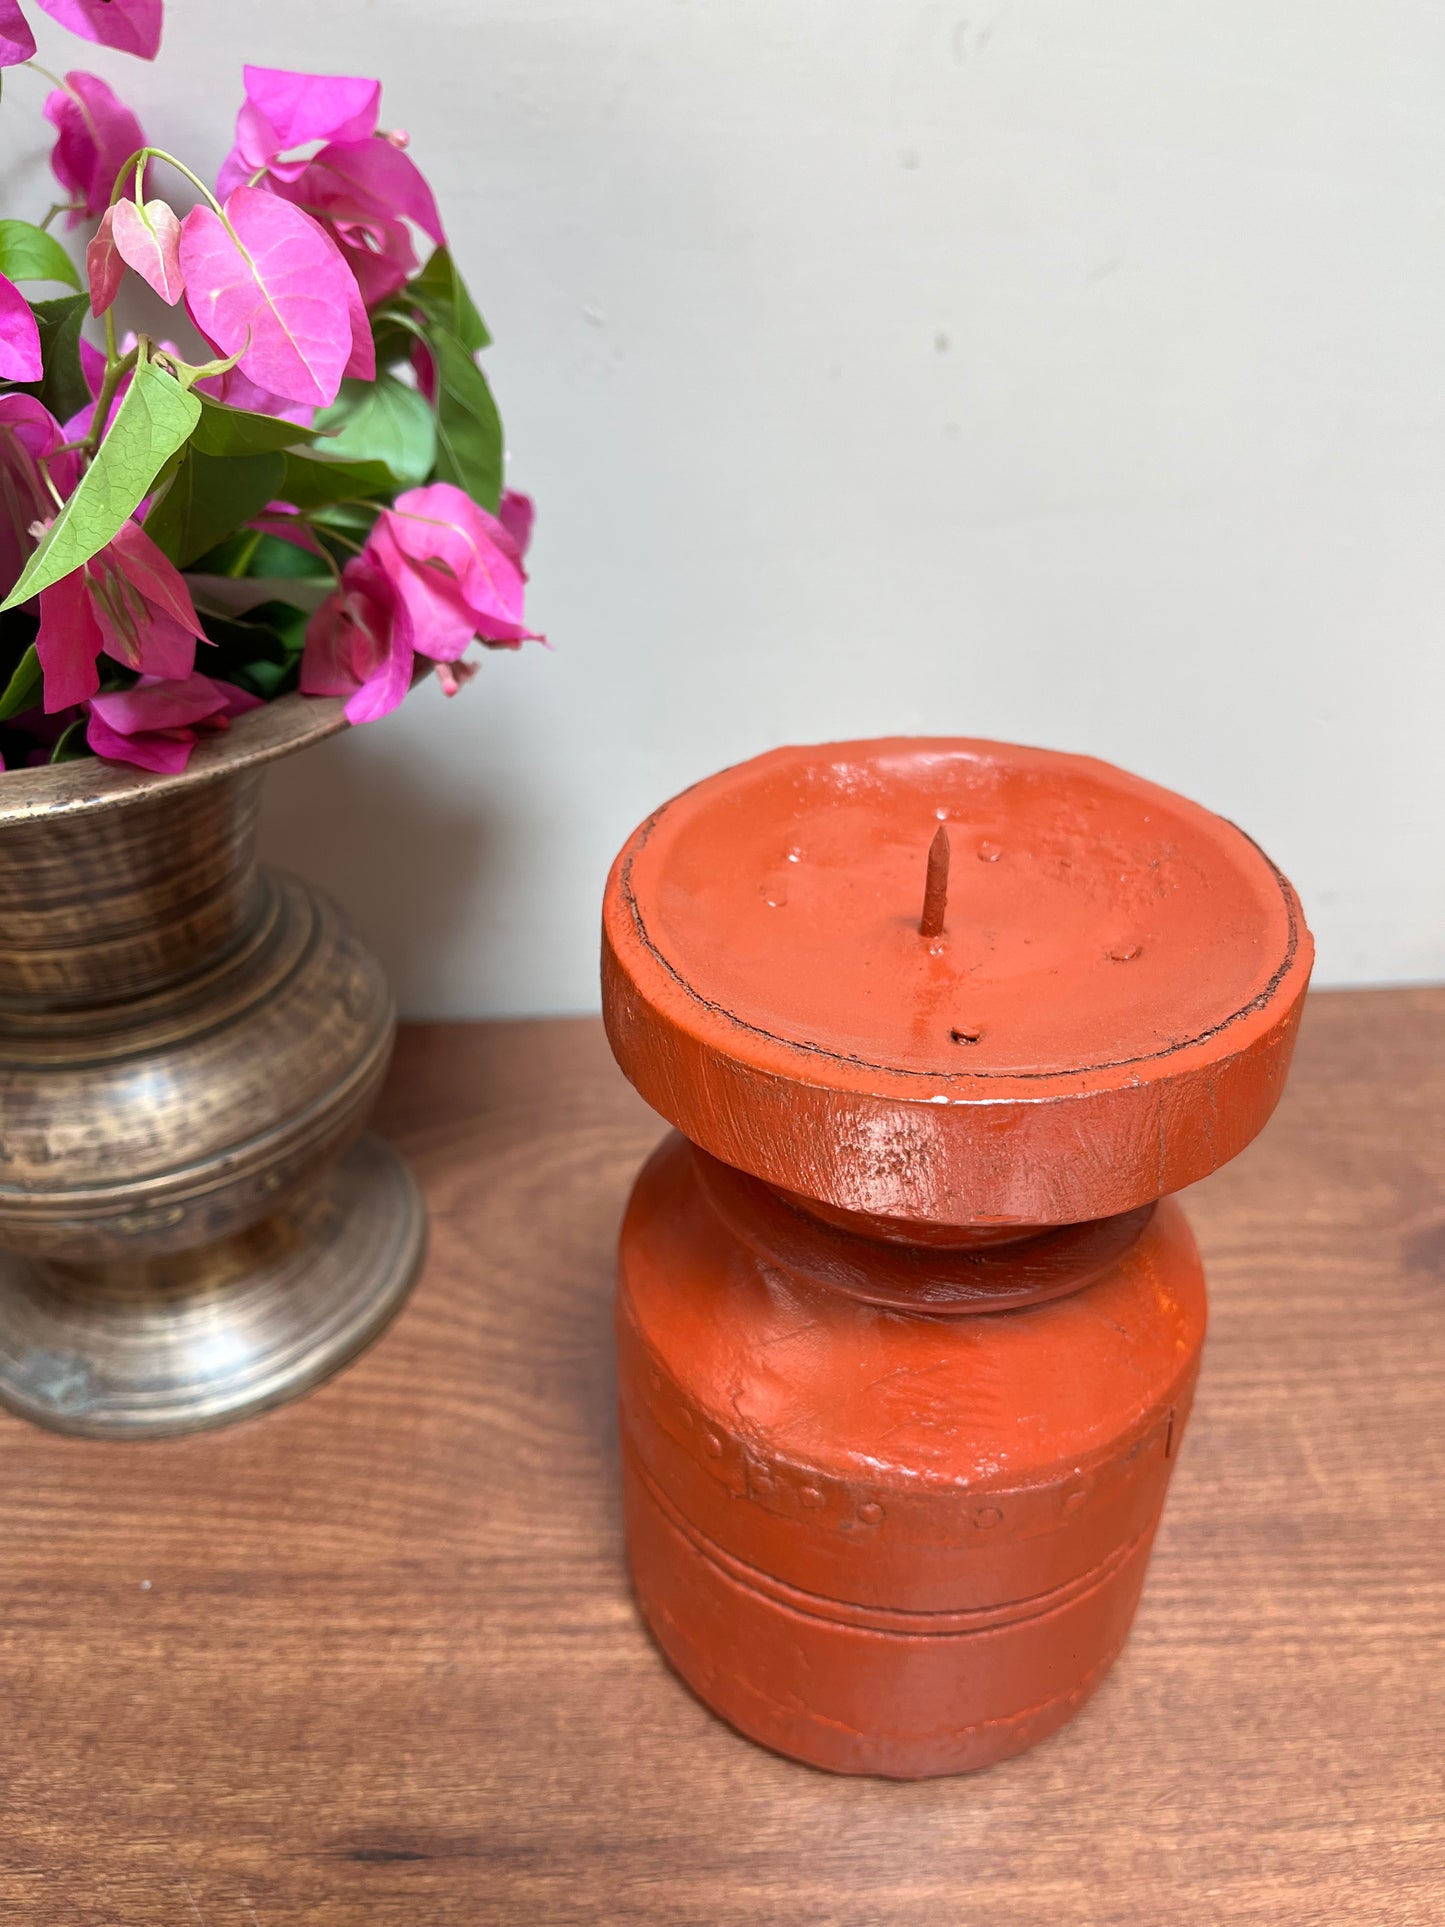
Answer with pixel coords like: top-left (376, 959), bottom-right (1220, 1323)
top-left (83, 340), bottom-right (141, 461)
top-left (153, 341), bottom-right (247, 388)
top-left (308, 523), bottom-right (367, 558)
top-left (305, 538), bottom-right (346, 586)
top-left (371, 306), bottom-right (429, 342)
top-left (261, 517), bottom-right (348, 583)
top-left (23, 64), bottom-right (108, 160)
top-left (21, 60), bottom-right (67, 91)
top-left (106, 147), bottom-right (227, 221)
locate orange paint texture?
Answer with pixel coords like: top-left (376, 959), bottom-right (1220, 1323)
top-left (602, 740), bottom-right (1312, 1777)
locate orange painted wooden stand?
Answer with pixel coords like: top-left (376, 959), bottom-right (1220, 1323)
top-left (602, 740), bottom-right (1312, 1779)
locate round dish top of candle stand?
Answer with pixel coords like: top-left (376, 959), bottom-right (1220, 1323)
top-left (602, 738), bottom-right (1313, 1228)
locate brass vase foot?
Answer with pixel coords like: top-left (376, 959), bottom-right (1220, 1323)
top-left (0, 1134), bottom-right (424, 1439)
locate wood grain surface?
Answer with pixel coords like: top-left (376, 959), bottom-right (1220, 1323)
top-left (0, 989), bottom-right (1439, 1925)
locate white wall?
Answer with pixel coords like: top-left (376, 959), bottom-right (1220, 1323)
top-left (6, 2), bottom-right (1442, 1012)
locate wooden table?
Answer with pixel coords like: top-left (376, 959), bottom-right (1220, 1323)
top-left (1, 989), bottom-right (1440, 1925)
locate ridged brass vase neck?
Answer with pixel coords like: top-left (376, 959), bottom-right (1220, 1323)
top-left (0, 770), bottom-right (264, 1012)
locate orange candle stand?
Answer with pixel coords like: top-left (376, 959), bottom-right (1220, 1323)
top-left (602, 739), bottom-right (1312, 1778)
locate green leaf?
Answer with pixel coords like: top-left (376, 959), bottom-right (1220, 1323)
top-left (0, 221), bottom-right (81, 290)
top-left (189, 393), bottom-right (319, 458)
top-left (312, 375), bottom-right (436, 487)
top-left (199, 610), bottom-right (295, 655)
top-left (49, 718), bottom-right (90, 763)
top-left (186, 529), bottom-right (262, 578)
top-left (2, 357), bottom-right (201, 611)
top-left (198, 601), bottom-right (311, 700)
top-left (278, 451), bottom-right (397, 510)
top-left (144, 446), bottom-right (285, 569)
top-left (147, 440), bottom-right (188, 501)
top-left (307, 501), bottom-right (381, 543)
top-left (250, 600), bottom-right (310, 655)
top-left (430, 327), bottom-right (503, 510)
top-left (234, 658), bottom-right (296, 698)
top-left (23, 293), bottom-right (89, 423)
top-left (244, 535), bottom-right (332, 580)
top-left (410, 246), bottom-right (490, 352)
top-left (370, 314), bottom-right (415, 371)
top-left (0, 644), bottom-right (42, 722)
top-left (188, 570), bottom-right (331, 620)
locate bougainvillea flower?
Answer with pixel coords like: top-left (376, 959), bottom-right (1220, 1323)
top-left (329, 209), bottom-right (416, 310)
top-left (111, 195), bottom-right (184, 303)
top-left (378, 482), bottom-right (539, 655)
top-left (2, 0), bottom-right (161, 71)
top-left (217, 67), bottom-right (381, 198)
top-left (0, 273), bottom-right (42, 382)
top-left (279, 137), bottom-right (444, 248)
top-left (300, 483), bottom-right (539, 728)
top-left (180, 186), bottom-right (366, 409)
top-left (44, 72), bottom-right (146, 224)
top-left (0, 395), bottom-right (79, 600)
top-left (0, 394), bottom-right (78, 494)
top-left (35, 0), bottom-right (161, 59)
top-left (272, 134), bottom-right (445, 309)
top-left (35, 519), bottom-right (206, 711)
top-left (85, 204), bottom-right (124, 314)
top-left (303, 483), bottom-right (542, 723)
top-left (357, 512), bottom-right (472, 661)
top-left (499, 490), bottom-right (535, 559)
top-left (89, 212), bottom-right (185, 322)
top-left (87, 672), bottom-right (262, 774)
top-left (300, 546), bottom-right (413, 724)
top-left (0, 0), bottom-right (35, 67)
top-left (78, 335), bottom-right (107, 397)
top-left (434, 657), bottom-right (479, 698)
top-left (218, 69), bottom-right (443, 311)
top-left (410, 336), bottom-right (436, 404)
top-left (341, 264), bottom-right (376, 380)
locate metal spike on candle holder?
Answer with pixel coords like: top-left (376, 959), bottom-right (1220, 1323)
top-left (919, 823), bottom-right (950, 938)
top-left (602, 737), bottom-right (1312, 1779)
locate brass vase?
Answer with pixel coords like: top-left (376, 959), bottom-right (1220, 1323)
top-left (0, 693), bottom-right (425, 1438)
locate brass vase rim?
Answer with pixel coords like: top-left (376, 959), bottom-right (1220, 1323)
top-left (0, 691), bottom-right (350, 825)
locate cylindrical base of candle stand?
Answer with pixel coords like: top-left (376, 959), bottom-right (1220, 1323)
top-left (623, 1452), bottom-right (1158, 1777)
top-left (616, 1133), bottom-right (1207, 1779)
